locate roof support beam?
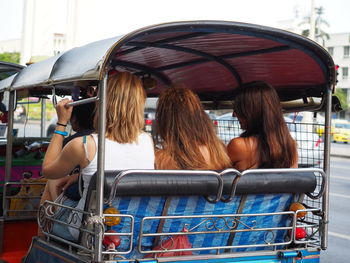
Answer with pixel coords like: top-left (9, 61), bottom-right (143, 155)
top-left (111, 60), bottom-right (171, 85)
top-left (121, 32), bottom-right (210, 56)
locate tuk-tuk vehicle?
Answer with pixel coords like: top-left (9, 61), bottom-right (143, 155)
top-left (0, 62), bottom-right (50, 263)
top-left (0, 21), bottom-right (336, 263)
top-left (0, 62), bottom-right (24, 80)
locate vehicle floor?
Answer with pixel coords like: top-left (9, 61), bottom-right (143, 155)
top-left (0, 220), bottom-right (37, 263)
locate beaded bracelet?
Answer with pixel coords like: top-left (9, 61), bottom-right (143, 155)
top-left (54, 130), bottom-right (68, 136)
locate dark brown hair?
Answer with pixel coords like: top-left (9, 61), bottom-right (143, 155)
top-left (155, 87), bottom-right (231, 170)
top-left (72, 102), bottom-right (95, 130)
top-left (233, 81), bottom-right (297, 168)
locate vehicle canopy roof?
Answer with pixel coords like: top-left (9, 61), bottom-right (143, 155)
top-left (0, 21), bottom-right (336, 111)
top-left (0, 61), bottom-right (24, 81)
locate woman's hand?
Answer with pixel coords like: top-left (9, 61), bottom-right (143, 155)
top-left (56, 173), bottom-right (79, 193)
top-left (56, 98), bottom-right (73, 125)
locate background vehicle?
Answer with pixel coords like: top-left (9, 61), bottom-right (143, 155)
top-left (144, 109), bottom-right (156, 133)
top-left (14, 105), bottom-right (27, 123)
top-left (331, 119), bottom-right (350, 143)
top-left (0, 61), bottom-right (24, 81)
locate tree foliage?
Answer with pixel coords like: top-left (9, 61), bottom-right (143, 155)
top-left (335, 88), bottom-right (348, 111)
top-left (0, 52), bottom-right (20, 64)
top-left (299, 6), bottom-right (330, 46)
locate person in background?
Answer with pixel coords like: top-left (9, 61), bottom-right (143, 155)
top-left (40, 72), bottom-right (154, 241)
top-left (0, 93), bottom-right (8, 123)
top-left (227, 81), bottom-right (298, 170)
top-left (39, 102), bottom-right (96, 210)
top-left (155, 87), bottom-right (231, 170)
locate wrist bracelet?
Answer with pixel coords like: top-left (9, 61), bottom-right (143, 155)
top-left (56, 122), bottom-right (67, 127)
top-left (54, 130), bottom-right (68, 136)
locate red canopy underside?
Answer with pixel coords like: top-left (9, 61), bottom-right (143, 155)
top-left (115, 31), bottom-right (327, 99)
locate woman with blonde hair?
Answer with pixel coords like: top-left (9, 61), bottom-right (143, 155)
top-left (227, 81), bottom-right (298, 170)
top-left (155, 87), bottom-right (231, 170)
top-left (41, 72), bottom-right (154, 241)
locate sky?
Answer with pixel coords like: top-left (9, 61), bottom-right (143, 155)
top-left (0, 0), bottom-right (349, 42)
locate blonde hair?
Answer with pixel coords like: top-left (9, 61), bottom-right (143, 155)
top-left (94, 72), bottom-right (146, 143)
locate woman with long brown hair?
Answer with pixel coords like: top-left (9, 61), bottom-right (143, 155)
top-left (227, 81), bottom-right (298, 170)
top-left (155, 87), bottom-right (231, 170)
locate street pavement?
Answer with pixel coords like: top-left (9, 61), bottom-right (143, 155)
top-left (330, 142), bottom-right (350, 158)
top-left (321, 157), bottom-right (350, 262)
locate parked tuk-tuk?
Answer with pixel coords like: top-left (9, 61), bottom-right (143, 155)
top-left (0, 21), bottom-right (336, 263)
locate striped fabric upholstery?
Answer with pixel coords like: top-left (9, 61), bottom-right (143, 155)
top-left (107, 193), bottom-right (295, 258)
top-left (232, 194), bottom-right (294, 252)
top-left (107, 196), bottom-right (166, 252)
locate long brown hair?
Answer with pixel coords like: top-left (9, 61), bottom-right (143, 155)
top-left (155, 87), bottom-right (231, 170)
top-left (233, 81), bottom-right (297, 168)
top-left (94, 72), bottom-right (146, 143)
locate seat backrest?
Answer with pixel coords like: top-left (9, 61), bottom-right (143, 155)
top-left (82, 169), bottom-right (317, 258)
top-left (102, 170), bottom-right (316, 199)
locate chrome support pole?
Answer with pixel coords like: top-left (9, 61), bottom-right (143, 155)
top-left (40, 98), bottom-right (46, 138)
top-left (94, 74), bottom-right (107, 262)
top-left (321, 87), bottom-right (332, 250)
top-left (3, 91), bottom-right (15, 218)
top-left (66, 96), bottom-right (99, 107)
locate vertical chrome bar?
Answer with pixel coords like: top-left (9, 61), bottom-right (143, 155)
top-left (321, 87), bottom-right (332, 250)
top-left (94, 74), bottom-right (107, 262)
top-left (40, 98), bottom-right (46, 137)
top-left (3, 91), bottom-right (15, 218)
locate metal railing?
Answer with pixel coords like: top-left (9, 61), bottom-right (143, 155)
top-left (40, 168), bottom-right (325, 261)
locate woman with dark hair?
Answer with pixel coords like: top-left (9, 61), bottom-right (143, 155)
top-left (227, 81), bottom-right (298, 170)
top-left (155, 87), bottom-right (231, 170)
top-left (40, 102), bottom-right (96, 205)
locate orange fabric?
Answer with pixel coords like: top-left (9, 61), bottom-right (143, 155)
top-left (1, 220), bottom-right (37, 263)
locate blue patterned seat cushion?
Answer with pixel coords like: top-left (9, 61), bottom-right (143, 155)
top-left (232, 194), bottom-right (294, 252)
top-left (106, 193), bottom-right (294, 258)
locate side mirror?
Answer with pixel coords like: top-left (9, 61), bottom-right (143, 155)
top-left (331, 96), bottom-right (343, 112)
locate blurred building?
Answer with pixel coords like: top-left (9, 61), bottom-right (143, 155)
top-left (20, 0), bottom-right (68, 65)
top-left (19, 0), bottom-right (128, 65)
top-left (0, 39), bottom-right (21, 53)
top-left (324, 33), bottom-right (350, 117)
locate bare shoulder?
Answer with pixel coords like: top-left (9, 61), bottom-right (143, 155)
top-left (65, 135), bottom-right (96, 165)
top-left (63, 137), bottom-right (83, 153)
top-left (227, 137), bottom-right (249, 153)
top-left (227, 136), bottom-right (257, 170)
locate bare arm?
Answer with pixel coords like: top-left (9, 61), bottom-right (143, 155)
top-left (291, 141), bottom-right (299, 168)
top-left (42, 99), bottom-right (84, 179)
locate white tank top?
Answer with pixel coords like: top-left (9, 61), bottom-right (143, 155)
top-left (70, 132), bottom-right (155, 239)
